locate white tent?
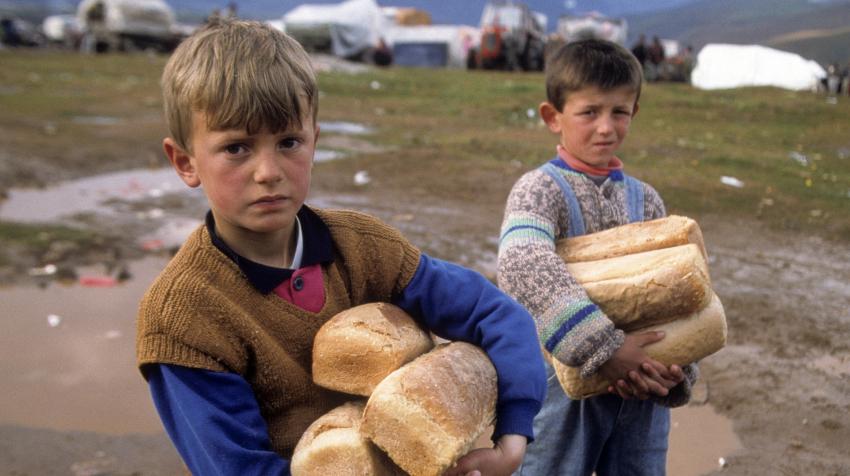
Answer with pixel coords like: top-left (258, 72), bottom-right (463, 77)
top-left (385, 25), bottom-right (479, 68)
top-left (691, 44), bottom-right (826, 91)
top-left (283, 0), bottom-right (386, 58)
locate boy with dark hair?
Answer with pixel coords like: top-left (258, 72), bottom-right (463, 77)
top-left (136, 18), bottom-right (546, 476)
top-left (498, 39), bottom-right (698, 475)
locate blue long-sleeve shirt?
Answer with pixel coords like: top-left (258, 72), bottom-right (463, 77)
top-left (147, 210), bottom-right (546, 475)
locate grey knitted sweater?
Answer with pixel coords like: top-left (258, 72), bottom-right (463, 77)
top-left (497, 161), bottom-right (696, 407)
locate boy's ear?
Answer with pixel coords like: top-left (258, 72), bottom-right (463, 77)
top-left (539, 102), bottom-right (562, 133)
top-left (163, 138), bottom-right (201, 188)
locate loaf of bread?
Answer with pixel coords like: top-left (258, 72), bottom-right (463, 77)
top-left (313, 303), bottom-right (434, 396)
top-left (552, 292), bottom-right (727, 399)
top-left (566, 243), bottom-right (712, 330)
top-left (556, 215), bottom-right (707, 263)
top-left (361, 342), bottom-right (497, 476)
top-left (291, 401), bottom-right (404, 476)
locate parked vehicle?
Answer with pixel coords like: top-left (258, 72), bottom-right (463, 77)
top-left (77, 0), bottom-right (181, 53)
top-left (468, 1), bottom-right (546, 71)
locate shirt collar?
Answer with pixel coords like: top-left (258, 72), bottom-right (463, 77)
top-left (206, 205), bottom-right (334, 294)
top-left (554, 145), bottom-right (625, 181)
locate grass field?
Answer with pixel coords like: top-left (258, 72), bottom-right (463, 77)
top-left (1, 50), bottom-right (849, 262)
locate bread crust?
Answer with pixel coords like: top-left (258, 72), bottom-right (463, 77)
top-left (313, 303), bottom-right (434, 396)
top-left (361, 342), bottom-right (497, 476)
top-left (556, 215), bottom-right (707, 263)
top-left (566, 243), bottom-right (712, 330)
top-left (291, 401), bottom-right (404, 476)
top-left (552, 293), bottom-right (727, 399)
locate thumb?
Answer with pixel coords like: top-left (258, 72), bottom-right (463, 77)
top-left (636, 330), bottom-right (665, 347)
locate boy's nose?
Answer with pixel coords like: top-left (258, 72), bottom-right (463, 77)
top-left (596, 117), bottom-right (615, 135)
top-left (254, 152), bottom-right (283, 184)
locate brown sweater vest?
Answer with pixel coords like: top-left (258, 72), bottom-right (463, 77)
top-left (136, 208), bottom-right (421, 457)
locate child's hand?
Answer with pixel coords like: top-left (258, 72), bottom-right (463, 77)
top-left (600, 331), bottom-right (672, 399)
top-left (442, 434), bottom-right (526, 476)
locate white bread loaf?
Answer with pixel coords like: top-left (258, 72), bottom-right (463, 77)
top-left (313, 303), bottom-right (434, 396)
top-left (361, 342), bottom-right (497, 476)
top-left (291, 401), bottom-right (404, 476)
top-left (566, 243), bottom-right (712, 330)
top-left (556, 215), bottom-right (707, 263)
top-left (552, 292), bottom-right (727, 399)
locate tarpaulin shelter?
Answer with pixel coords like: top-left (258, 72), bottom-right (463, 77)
top-left (385, 25), bottom-right (479, 68)
top-left (691, 44), bottom-right (826, 91)
top-left (283, 0), bottom-right (386, 59)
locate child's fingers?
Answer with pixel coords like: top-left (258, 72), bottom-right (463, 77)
top-left (627, 370), bottom-right (651, 399)
top-left (641, 362), bottom-right (676, 389)
top-left (634, 330), bottom-right (666, 347)
top-left (669, 364), bottom-right (685, 382)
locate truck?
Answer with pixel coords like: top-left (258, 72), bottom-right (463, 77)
top-left (77, 0), bottom-right (182, 53)
top-left (468, 1), bottom-right (547, 71)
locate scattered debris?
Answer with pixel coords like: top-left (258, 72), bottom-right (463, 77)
top-left (718, 457), bottom-right (727, 469)
top-left (720, 176), bottom-right (744, 188)
top-left (28, 264), bottom-right (57, 277)
top-left (526, 108), bottom-right (536, 119)
top-left (370, 80), bottom-right (382, 90)
top-left (47, 314), bottom-right (62, 327)
top-left (788, 151), bottom-right (809, 166)
top-left (79, 275), bottom-right (117, 287)
top-left (353, 170), bottom-right (371, 186)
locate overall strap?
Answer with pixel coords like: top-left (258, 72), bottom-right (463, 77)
top-left (540, 162), bottom-right (585, 237)
top-left (624, 175), bottom-right (645, 223)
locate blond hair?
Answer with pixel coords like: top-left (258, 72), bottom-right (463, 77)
top-left (545, 39), bottom-right (642, 112)
top-left (161, 18), bottom-right (317, 152)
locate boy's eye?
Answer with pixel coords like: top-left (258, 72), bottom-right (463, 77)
top-left (279, 137), bottom-right (300, 150)
top-left (224, 143), bottom-right (247, 155)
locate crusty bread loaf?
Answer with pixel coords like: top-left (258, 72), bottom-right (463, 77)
top-left (556, 215), bottom-right (707, 263)
top-left (313, 303), bottom-right (434, 396)
top-left (291, 401), bottom-right (404, 476)
top-left (361, 342), bottom-right (497, 476)
top-left (566, 243), bottom-right (712, 330)
top-left (552, 292), bottom-right (727, 399)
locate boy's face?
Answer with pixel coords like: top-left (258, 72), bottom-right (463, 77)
top-left (165, 111), bottom-right (319, 246)
top-left (540, 85), bottom-right (639, 168)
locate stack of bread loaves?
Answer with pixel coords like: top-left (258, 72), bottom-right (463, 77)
top-left (550, 215), bottom-right (727, 399)
top-left (292, 302), bottom-right (498, 476)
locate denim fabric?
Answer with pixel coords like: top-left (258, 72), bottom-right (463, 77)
top-left (515, 362), bottom-right (670, 476)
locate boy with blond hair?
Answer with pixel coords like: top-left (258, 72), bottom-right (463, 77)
top-left (136, 19), bottom-right (546, 476)
top-left (497, 39), bottom-right (699, 475)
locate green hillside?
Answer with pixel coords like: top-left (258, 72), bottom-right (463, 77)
top-left (627, 0), bottom-right (850, 65)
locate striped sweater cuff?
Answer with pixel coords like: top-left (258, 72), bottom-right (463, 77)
top-left (499, 215), bottom-right (556, 250)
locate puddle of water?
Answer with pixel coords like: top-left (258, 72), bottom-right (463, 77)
top-left (668, 404), bottom-right (742, 475)
top-left (0, 257), bottom-right (170, 435)
top-left (318, 121), bottom-right (372, 135)
top-left (71, 116), bottom-right (123, 126)
top-left (0, 168), bottom-right (191, 223)
top-left (314, 149), bottom-right (343, 162)
top-left (810, 355), bottom-right (850, 378)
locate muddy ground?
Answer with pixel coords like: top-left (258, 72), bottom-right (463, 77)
top-left (1, 69), bottom-right (849, 476)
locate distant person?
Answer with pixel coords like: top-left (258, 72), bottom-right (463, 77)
top-left (225, 1), bottom-right (238, 18)
top-left (631, 33), bottom-right (647, 69)
top-left (135, 18), bottom-right (546, 476)
top-left (826, 62), bottom-right (841, 95)
top-left (372, 36), bottom-right (393, 67)
top-left (646, 35), bottom-right (665, 82)
top-left (80, 0), bottom-right (106, 53)
top-left (842, 61), bottom-right (850, 96)
top-left (498, 39), bottom-right (697, 475)
top-left (1, 16), bottom-right (23, 47)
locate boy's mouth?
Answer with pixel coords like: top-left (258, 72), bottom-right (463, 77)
top-left (253, 194), bottom-right (287, 205)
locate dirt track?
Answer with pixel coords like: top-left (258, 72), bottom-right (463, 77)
top-left (0, 58), bottom-right (848, 474)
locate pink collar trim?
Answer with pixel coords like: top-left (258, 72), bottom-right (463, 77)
top-left (557, 145), bottom-right (623, 176)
